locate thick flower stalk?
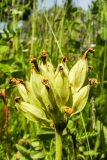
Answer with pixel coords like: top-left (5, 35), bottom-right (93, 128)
top-left (10, 48), bottom-right (98, 160)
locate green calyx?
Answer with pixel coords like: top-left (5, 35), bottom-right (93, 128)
top-left (10, 48), bottom-right (97, 126)
top-left (69, 48), bottom-right (94, 94)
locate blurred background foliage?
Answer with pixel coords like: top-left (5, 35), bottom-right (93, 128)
top-left (0, 0), bottom-right (107, 159)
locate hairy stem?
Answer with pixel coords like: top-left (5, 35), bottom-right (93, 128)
top-left (55, 125), bottom-right (63, 160)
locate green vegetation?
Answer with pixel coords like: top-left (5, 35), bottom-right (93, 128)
top-left (0, 0), bottom-right (107, 159)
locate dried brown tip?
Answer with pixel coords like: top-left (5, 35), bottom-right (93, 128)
top-left (14, 106), bottom-right (17, 111)
top-left (88, 78), bottom-right (98, 85)
top-left (17, 79), bottom-right (25, 85)
top-left (30, 56), bottom-right (40, 72)
top-left (64, 107), bottom-right (73, 115)
top-left (15, 96), bottom-right (20, 103)
top-left (30, 66), bottom-right (35, 72)
top-left (42, 79), bottom-right (50, 91)
top-left (69, 82), bottom-right (73, 88)
top-left (58, 65), bottom-right (63, 72)
top-left (9, 78), bottom-right (17, 85)
top-left (7, 39), bottom-right (13, 49)
top-left (61, 56), bottom-right (67, 64)
top-left (88, 65), bottom-right (93, 71)
top-left (41, 50), bottom-right (47, 65)
top-left (30, 56), bottom-right (36, 63)
top-left (42, 50), bottom-right (47, 54)
top-left (82, 48), bottom-right (94, 60)
top-left (9, 78), bottom-right (25, 86)
top-left (50, 123), bottom-right (54, 129)
top-left (42, 79), bottom-right (50, 87)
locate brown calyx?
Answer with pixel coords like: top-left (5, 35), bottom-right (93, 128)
top-left (64, 107), bottom-right (73, 115)
top-left (9, 78), bottom-right (25, 86)
top-left (30, 56), bottom-right (40, 72)
top-left (88, 78), bottom-right (98, 85)
top-left (9, 78), bottom-right (17, 85)
top-left (42, 79), bottom-right (50, 91)
top-left (41, 50), bottom-right (47, 65)
top-left (61, 56), bottom-right (67, 64)
top-left (15, 96), bottom-right (20, 103)
top-left (58, 65), bottom-right (63, 72)
top-left (30, 66), bottom-right (35, 72)
top-left (7, 39), bottom-right (13, 49)
top-left (82, 48), bottom-right (94, 60)
top-left (88, 65), bottom-right (93, 71)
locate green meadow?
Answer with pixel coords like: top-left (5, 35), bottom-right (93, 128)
top-left (0, 0), bottom-right (107, 159)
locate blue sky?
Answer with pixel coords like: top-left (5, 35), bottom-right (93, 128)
top-left (38, 0), bottom-right (92, 10)
top-left (73, 0), bottom-right (92, 10)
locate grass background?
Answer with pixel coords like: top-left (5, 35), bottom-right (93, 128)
top-left (0, 0), bottom-right (107, 159)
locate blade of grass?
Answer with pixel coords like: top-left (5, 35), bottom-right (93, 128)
top-left (43, 11), bottom-right (63, 57)
top-left (80, 112), bottom-right (92, 160)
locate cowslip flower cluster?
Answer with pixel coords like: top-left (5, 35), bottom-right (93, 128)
top-left (10, 48), bottom-right (98, 127)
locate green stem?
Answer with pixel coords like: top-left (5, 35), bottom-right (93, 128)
top-left (12, 0), bottom-right (19, 53)
top-left (80, 112), bottom-right (92, 160)
top-left (31, 0), bottom-right (37, 56)
top-left (44, 13), bottom-right (63, 57)
top-left (55, 126), bottom-right (63, 160)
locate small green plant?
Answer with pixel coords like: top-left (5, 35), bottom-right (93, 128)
top-left (10, 48), bottom-right (97, 160)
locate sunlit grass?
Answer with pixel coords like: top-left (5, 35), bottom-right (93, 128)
top-left (0, 0), bottom-right (107, 159)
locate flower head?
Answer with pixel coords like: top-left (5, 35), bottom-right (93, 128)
top-left (10, 48), bottom-right (98, 126)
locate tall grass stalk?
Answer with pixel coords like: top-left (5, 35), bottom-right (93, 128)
top-left (80, 112), bottom-right (92, 160)
top-left (100, 3), bottom-right (107, 93)
top-left (44, 12), bottom-right (63, 57)
top-left (31, 0), bottom-right (37, 56)
top-left (12, 0), bottom-right (19, 53)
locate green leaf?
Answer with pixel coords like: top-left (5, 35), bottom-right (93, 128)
top-left (83, 150), bottom-right (99, 156)
top-left (7, 21), bottom-right (14, 34)
top-left (97, 120), bottom-right (107, 148)
top-left (10, 62), bottom-right (23, 78)
top-left (0, 39), bottom-right (8, 45)
top-left (16, 144), bottom-right (32, 160)
top-left (69, 39), bottom-right (80, 49)
top-left (77, 131), bottom-right (98, 140)
top-left (0, 63), bottom-right (10, 74)
top-left (30, 151), bottom-right (46, 159)
top-left (0, 45), bottom-right (9, 53)
top-left (37, 126), bottom-right (55, 140)
top-left (10, 62), bottom-right (23, 73)
top-left (31, 141), bottom-right (40, 148)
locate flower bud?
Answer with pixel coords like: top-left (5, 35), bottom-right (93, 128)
top-left (25, 81), bottom-right (45, 111)
top-left (15, 101), bottom-right (50, 124)
top-left (69, 59), bottom-right (88, 94)
top-left (30, 69), bottom-right (43, 99)
top-left (54, 63), bottom-right (69, 106)
top-left (17, 82), bottom-right (28, 102)
top-left (69, 48), bottom-right (94, 94)
top-left (65, 87), bottom-right (73, 107)
top-left (41, 79), bottom-right (54, 114)
top-left (71, 84), bottom-right (90, 116)
top-left (40, 50), bottom-right (55, 85)
top-left (9, 78), bottom-right (29, 102)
